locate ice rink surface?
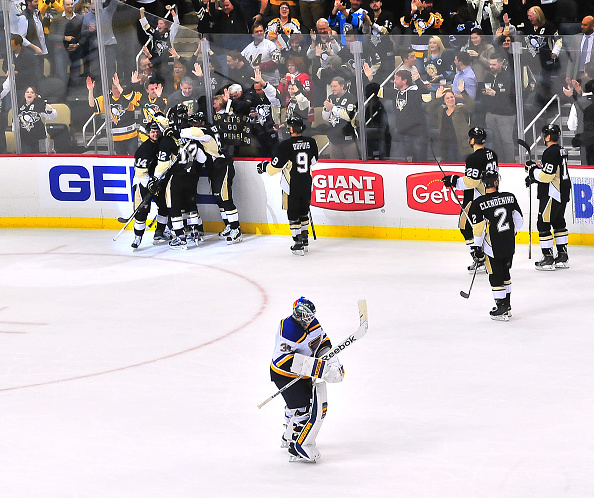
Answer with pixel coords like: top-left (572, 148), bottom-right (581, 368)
top-left (1, 228), bottom-right (593, 497)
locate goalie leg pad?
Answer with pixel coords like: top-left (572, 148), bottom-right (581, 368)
top-left (291, 382), bottom-right (327, 462)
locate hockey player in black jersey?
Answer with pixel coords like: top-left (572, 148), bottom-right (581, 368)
top-left (155, 104), bottom-right (205, 249)
top-left (256, 116), bottom-right (318, 255)
top-left (130, 120), bottom-right (171, 249)
top-left (441, 127), bottom-right (499, 273)
top-left (469, 170), bottom-right (523, 321)
top-left (525, 124), bottom-right (572, 270)
top-left (182, 112), bottom-right (243, 244)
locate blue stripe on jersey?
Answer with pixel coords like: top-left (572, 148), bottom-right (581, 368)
top-left (280, 317), bottom-right (308, 343)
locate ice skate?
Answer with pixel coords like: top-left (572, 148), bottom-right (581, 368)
top-left (288, 444), bottom-right (318, 463)
top-left (153, 229), bottom-right (172, 244)
top-left (197, 224), bottom-right (205, 237)
top-left (219, 225), bottom-right (231, 239)
top-left (490, 300), bottom-right (509, 321)
top-left (535, 254), bottom-right (555, 271)
top-left (226, 228), bottom-right (242, 245)
top-left (186, 226), bottom-right (202, 244)
top-left (169, 235), bottom-right (187, 250)
top-left (291, 236), bottom-right (304, 256)
top-left (280, 435), bottom-right (290, 449)
top-left (554, 252), bottom-right (569, 269)
top-left (301, 233), bottom-right (309, 253)
top-left (131, 235), bottom-right (142, 249)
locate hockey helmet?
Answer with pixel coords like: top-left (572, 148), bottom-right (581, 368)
top-left (166, 103), bottom-right (190, 132)
top-left (189, 111), bottom-right (206, 126)
top-left (292, 297), bottom-right (316, 327)
top-left (542, 123), bottom-right (561, 141)
top-left (468, 127), bottom-right (487, 144)
top-left (287, 115), bottom-right (306, 133)
top-left (481, 169), bottom-right (500, 189)
top-left (148, 120), bottom-right (161, 132)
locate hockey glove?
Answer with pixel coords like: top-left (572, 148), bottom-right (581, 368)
top-left (525, 175), bottom-right (536, 188)
top-left (524, 160), bottom-right (537, 173)
top-left (256, 160), bottom-right (269, 174)
top-left (147, 178), bottom-right (161, 194)
top-left (470, 246), bottom-right (484, 262)
top-left (441, 175), bottom-right (459, 188)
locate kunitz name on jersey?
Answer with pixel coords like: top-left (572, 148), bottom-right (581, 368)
top-left (478, 195), bottom-right (516, 210)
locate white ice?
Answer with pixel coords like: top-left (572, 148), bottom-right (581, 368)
top-left (1, 229), bottom-right (593, 497)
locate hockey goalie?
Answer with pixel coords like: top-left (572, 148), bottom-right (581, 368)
top-left (269, 297), bottom-right (345, 463)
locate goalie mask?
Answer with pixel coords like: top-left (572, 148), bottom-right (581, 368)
top-left (293, 297), bottom-right (315, 327)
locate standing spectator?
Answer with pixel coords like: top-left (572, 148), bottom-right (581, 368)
top-left (328, 0), bottom-right (367, 44)
top-left (245, 66), bottom-right (281, 157)
top-left (280, 78), bottom-right (311, 138)
top-left (469, 170), bottom-right (523, 321)
top-left (466, 0), bottom-right (503, 35)
top-left (364, 82), bottom-right (391, 160)
top-left (321, 75), bottom-right (358, 159)
top-left (362, 0), bottom-right (396, 83)
top-left (399, 47), bottom-right (422, 76)
top-left (482, 53), bottom-right (516, 163)
top-left (242, 21), bottom-right (282, 86)
top-left (87, 73), bottom-right (141, 155)
top-left (389, 69), bottom-right (430, 161)
top-left (525, 124), bottom-right (572, 270)
top-left (23, 0), bottom-right (48, 81)
top-left (204, 0), bottom-right (249, 51)
top-left (166, 76), bottom-right (203, 115)
top-left (225, 50), bottom-right (254, 91)
top-left (265, 2), bottom-right (301, 51)
top-left (524, 6), bottom-right (562, 104)
top-left (138, 5), bottom-right (179, 79)
top-left (278, 56), bottom-right (312, 98)
top-left (452, 50), bottom-right (477, 100)
top-left (8, 34), bottom-right (39, 93)
top-left (422, 35), bottom-right (455, 92)
top-left (566, 79), bottom-right (594, 165)
top-left (48, 0), bottom-right (82, 86)
top-left (426, 80), bottom-right (475, 162)
top-left (236, 0), bottom-right (268, 26)
top-left (298, 0), bottom-right (324, 33)
top-left (465, 28), bottom-right (495, 83)
top-left (566, 16), bottom-right (594, 84)
top-left (79, 0), bottom-right (119, 82)
top-left (400, 0), bottom-right (444, 58)
top-left (16, 85), bottom-right (57, 153)
top-left (135, 76), bottom-right (168, 141)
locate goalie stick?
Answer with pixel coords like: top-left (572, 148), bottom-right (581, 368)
top-left (517, 138), bottom-right (533, 259)
top-left (113, 141), bottom-right (190, 241)
top-left (257, 299), bottom-right (368, 409)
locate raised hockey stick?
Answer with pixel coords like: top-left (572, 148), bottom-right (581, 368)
top-left (257, 299), bottom-right (368, 409)
top-left (517, 138), bottom-right (533, 259)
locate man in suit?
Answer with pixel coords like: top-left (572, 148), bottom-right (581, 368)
top-left (566, 16), bottom-right (594, 84)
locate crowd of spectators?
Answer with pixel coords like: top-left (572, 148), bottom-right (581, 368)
top-left (1, 0), bottom-right (593, 163)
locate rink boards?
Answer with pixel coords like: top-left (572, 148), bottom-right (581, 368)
top-left (1, 155), bottom-right (594, 245)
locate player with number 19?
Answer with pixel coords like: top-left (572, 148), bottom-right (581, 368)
top-left (469, 171), bottom-right (523, 321)
top-left (256, 116), bottom-right (318, 255)
top-left (441, 127), bottom-right (499, 273)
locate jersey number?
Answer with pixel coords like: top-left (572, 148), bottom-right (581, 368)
top-left (295, 151), bottom-right (309, 173)
top-left (494, 207), bottom-right (510, 233)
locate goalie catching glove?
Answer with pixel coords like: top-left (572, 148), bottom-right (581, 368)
top-left (256, 161), bottom-right (270, 175)
top-left (290, 353), bottom-right (344, 383)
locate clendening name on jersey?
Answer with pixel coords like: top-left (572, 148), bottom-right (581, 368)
top-left (479, 196), bottom-right (515, 210)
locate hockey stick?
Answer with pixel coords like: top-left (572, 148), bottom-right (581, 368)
top-left (113, 142), bottom-right (190, 241)
top-left (308, 209), bottom-right (317, 240)
top-left (460, 254), bottom-right (480, 298)
top-left (517, 138), bottom-right (533, 259)
top-left (257, 299), bottom-right (368, 409)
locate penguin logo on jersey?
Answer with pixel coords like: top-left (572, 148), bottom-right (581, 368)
top-left (154, 39), bottom-right (168, 56)
top-left (525, 35), bottom-right (546, 57)
top-left (19, 110), bottom-right (41, 132)
top-left (395, 93), bottom-right (408, 111)
top-left (110, 103), bottom-right (125, 125)
top-left (143, 104), bottom-right (160, 124)
top-left (256, 104), bottom-right (271, 125)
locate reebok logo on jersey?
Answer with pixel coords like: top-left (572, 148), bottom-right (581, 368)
top-left (311, 168), bottom-right (384, 211)
top-left (407, 171), bottom-right (464, 215)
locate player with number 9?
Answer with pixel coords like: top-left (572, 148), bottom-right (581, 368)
top-left (256, 116), bottom-right (319, 255)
